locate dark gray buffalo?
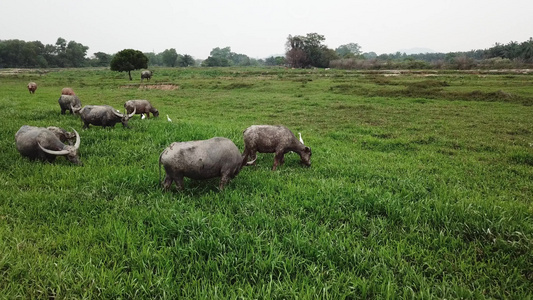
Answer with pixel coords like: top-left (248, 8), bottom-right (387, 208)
top-left (159, 137), bottom-right (255, 191)
top-left (76, 105), bottom-right (135, 129)
top-left (141, 70), bottom-right (152, 82)
top-left (15, 125), bottom-right (82, 165)
top-left (124, 100), bottom-right (159, 118)
top-left (242, 125), bottom-right (312, 171)
top-left (58, 95), bottom-right (82, 114)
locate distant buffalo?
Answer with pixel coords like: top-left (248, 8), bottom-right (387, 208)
top-left (124, 100), bottom-right (159, 118)
top-left (58, 95), bottom-right (82, 114)
top-left (61, 87), bottom-right (75, 95)
top-left (141, 70), bottom-right (152, 82)
top-left (27, 82), bottom-right (37, 94)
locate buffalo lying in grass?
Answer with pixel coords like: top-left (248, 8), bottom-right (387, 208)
top-left (15, 125), bottom-right (82, 165)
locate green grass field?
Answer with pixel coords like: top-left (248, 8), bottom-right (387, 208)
top-left (1, 67), bottom-right (532, 299)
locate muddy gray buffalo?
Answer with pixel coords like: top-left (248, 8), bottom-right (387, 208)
top-left (124, 99), bottom-right (159, 118)
top-left (77, 105), bottom-right (136, 129)
top-left (159, 137), bottom-right (254, 191)
top-left (141, 70), bottom-right (152, 82)
top-left (15, 125), bottom-right (82, 165)
top-left (58, 95), bottom-right (82, 114)
top-left (242, 125), bottom-right (312, 171)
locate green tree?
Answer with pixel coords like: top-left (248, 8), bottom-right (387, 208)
top-left (90, 52), bottom-right (112, 67)
top-left (231, 53), bottom-right (251, 66)
top-left (54, 37), bottom-right (68, 67)
top-left (110, 49), bottom-right (148, 80)
top-left (202, 56), bottom-right (231, 67)
top-left (335, 43), bottom-right (362, 58)
top-left (285, 33), bottom-right (337, 68)
top-left (162, 48), bottom-right (178, 67)
top-left (203, 47), bottom-right (232, 67)
top-left (65, 41), bottom-right (89, 67)
top-left (177, 54), bottom-right (195, 67)
top-left (144, 52), bottom-right (162, 66)
top-left (363, 52), bottom-right (377, 59)
top-left (265, 56), bottom-right (286, 66)
top-left (521, 38), bottom-right (533, 61)
top-left (210, 47), bottom-right (232, 60)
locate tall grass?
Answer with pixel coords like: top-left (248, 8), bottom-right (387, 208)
top-left (0, 67), bottom-right (532, 298)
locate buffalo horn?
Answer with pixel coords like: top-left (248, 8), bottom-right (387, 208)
top-left (71, 104), bottom-right (81, 114)
top-left (72, 128), bottom-right (80, 149)
top-left (112, 109), bottom-right (124, 118)
top-left (127, 106), bottom-right (136, 118)
top-left (38, 143), bottom-right (69, 156)
top-left (245, 158), bottom-right (257, 166)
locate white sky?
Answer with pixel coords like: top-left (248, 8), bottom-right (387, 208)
top-left (2, 0), bottom-right (532, 59)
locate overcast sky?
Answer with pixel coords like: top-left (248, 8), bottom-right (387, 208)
top-left (2, 0), bottom-right (532, 59)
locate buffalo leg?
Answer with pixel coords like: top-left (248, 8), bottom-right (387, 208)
top-left (272, 152), bottom-right (284, 171)
top-left (175, 176), bottom-right (185, 191)
top-left (219, 174), bottom-right (231, 190)
top-left (163, 175), bottom-right (173, 190)
top-left (242, 148), bottom-right (252, 166)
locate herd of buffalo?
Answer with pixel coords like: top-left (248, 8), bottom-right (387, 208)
top-left (16, 81), bottom-right (312, 190)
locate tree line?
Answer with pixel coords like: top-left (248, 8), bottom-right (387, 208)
top-left (286, 34), bottom-right (533, 70)
top-left (0, 38), bottom-right (89, 68)
top-left (2, 36), bottom-right (533, 70)
top-left (0, 38), bottom-right (197, 68)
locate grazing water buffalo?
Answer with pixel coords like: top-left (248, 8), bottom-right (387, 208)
top-left (76, 105), bottom-right (136, 129)
top-left (58, 95), bottom-right (82, 114)
top-left (141, 70), bottom-right (152, 82)
top-left (242, 125), bottom-right (312, 171)
top-left (124, 100), bottom-right (159, 118)
top-left (46, 126), bottom-right (76, 145)
top-left (159, 137), bottom-right (255, 191)
top-left (27, 82), bottom-right (37, 94)
top-left (15, 125), bottom-right (82, 165)
top-left (61, 87), bottom-right (75, 95)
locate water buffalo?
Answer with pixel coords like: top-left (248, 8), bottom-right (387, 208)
top-left (46, 126), bottom-right (76, 145)
top-left (61, 87), bottom-right (75, 95)
top-left (58, 95), bottom-right (82, 114)
top-left (27, 82), bottom-right (37, 94)
top-left (242, 125), bottom-right (312, 171)
top-left (141, 70), bottom-right (152, 82)
top-left (124, 100), bottom-right (159, 118)
top-left (159, 137), bottom-right (255, 191)
top-left (76, 105), bottom-right (136, 129)
top-left (15, 125), bottom-right (82, 165)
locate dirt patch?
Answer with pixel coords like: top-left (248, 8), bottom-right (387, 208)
top-left (0, 68), bottom-right (49, 76)
top-left (120, 84), bottom-right (179, 90)
top-left (141, 84), bottom-right (179, 90)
